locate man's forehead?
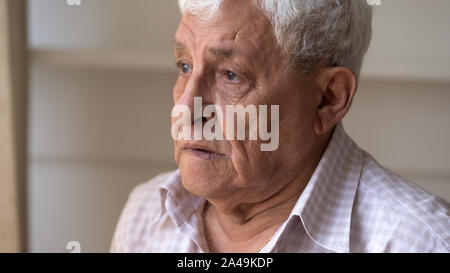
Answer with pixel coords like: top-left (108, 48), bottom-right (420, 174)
top-left (174, 13), bottom-right (274, 55)
top-left (179, 14), bottom-right (255, 39)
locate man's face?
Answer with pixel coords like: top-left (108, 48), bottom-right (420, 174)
top-left (172, 1), bottom-right (320, 206)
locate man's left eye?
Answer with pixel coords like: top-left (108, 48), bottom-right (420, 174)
top-left (225, 70), bottom-right (239, 82)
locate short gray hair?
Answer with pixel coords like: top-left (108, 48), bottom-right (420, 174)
top-left (178, 0), bottom-right (373, 77)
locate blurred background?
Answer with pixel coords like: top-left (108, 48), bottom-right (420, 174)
top-left (0, 0), bottom-right (449, 252)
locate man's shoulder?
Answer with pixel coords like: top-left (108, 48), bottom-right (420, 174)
top-left (125, 170), bottom-right (179, 214)
top-left (359, 151), bottom-right (448, 205)
top-left (110, 170), bottom-right (179, 252)
top-left (354, 151), bottom-right (450, 252)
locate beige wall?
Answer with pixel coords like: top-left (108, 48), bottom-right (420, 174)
top-left (28, 0), bottom-right (450, 252)
top-left (0, 0), bottom-right (27, 252)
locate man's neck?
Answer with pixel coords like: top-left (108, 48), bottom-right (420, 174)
top-left (204, 135), bottom-right (329, 249)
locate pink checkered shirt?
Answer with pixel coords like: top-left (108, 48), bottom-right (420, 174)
top-left (110, 124), bottom-right (450, 253)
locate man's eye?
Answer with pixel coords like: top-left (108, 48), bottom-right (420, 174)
top-left (176, 62), bottom-right (192, 74)
top-left (226, 71), bottom-right (236, 81)
top-left (225, 70), bottom-right (239, 82)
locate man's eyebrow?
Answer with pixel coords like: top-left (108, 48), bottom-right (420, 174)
top-left (209, 47), bottom-right (235, 58)
top-left (173, 40), bottom-right (185, 50)
top-left (173, 40), bottom-right (240, 58)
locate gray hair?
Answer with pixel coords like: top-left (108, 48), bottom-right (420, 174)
top-left (178, 0), bottom-right (373, 77)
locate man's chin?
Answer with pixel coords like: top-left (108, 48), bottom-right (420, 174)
top-left (178, 163), bottom-right (224, 198)
top-left (181, 177), bottom-right (216, 199)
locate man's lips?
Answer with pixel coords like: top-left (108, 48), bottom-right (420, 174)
top-left (185, 148), bottom-right (226, 160)
top-left (181, 143), bottom-right (226, 160)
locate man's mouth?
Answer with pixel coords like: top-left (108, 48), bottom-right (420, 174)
top-left (183, 146), bottom-right (226, 160)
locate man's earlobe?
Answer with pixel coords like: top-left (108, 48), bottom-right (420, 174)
top-left (314, 67), bottom-right (358, 135)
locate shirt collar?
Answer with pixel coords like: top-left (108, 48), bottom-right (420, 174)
top-left (159, 170), bottom-right (204, 227)
top-left (288, 122), bottom-right (363, 252)
top-left (159, 123), bottom-right (363, 252)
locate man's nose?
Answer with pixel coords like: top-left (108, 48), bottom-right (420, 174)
top-left (176, 70), bottom-right (214, 122)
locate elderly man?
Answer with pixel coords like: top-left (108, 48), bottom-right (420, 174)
top-left (111, 0), bottom-right (449, 253)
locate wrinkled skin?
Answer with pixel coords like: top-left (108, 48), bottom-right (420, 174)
top-left (172, 0), bottom-right (357, 252)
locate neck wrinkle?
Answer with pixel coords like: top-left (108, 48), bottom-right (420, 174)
top-left (206, 135), bottom-right (329, 243)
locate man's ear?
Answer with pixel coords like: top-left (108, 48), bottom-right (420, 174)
top-left (313, 66), bottom-right (358, 135)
